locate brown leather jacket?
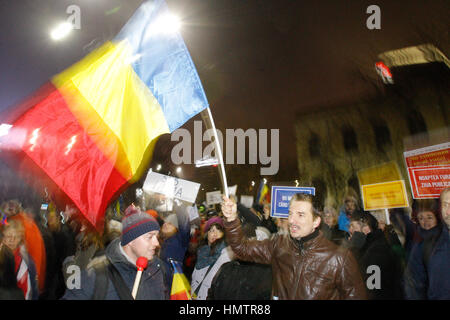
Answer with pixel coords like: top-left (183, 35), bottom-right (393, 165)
top-left (224, 218), bottom-right (367, 300)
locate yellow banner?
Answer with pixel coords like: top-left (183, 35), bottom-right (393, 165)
top-left (358, 161), bottom-right (402, 186)
top-left (362, 180), bottom-right (409, 210)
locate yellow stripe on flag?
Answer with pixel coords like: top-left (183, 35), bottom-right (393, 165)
top-left (52, 41), bottom-right (170, 181)
top-left (171, 273), bottom-right (192, 300)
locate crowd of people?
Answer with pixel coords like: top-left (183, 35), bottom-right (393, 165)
top-left (0, 186), bottom-right (449, 300)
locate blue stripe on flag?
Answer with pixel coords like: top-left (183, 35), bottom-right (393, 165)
top-left (114, 0), bottom-right (209, 132)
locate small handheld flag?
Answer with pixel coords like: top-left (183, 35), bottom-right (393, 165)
top-left (169, 259), bottom-right (192, 300)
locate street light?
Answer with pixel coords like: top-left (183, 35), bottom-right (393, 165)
top-left (50, 22), bottom-right (73, 41)
top-left (0, 124), bottom-right (12, 137)
top-left (176, 167), bottom-right (182, 174)
top-left (151, 13), bottom-right (181, 35)
top-left (156, 164), bottom-right (162, 171)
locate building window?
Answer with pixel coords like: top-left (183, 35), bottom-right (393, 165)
top-left (308, 133), bottom-right (321, 158)
top-left (371, 119), bottom-right (392, 151)
top-left (342, 126), bottom-right (358, 152)
top-left (311, 177), bottom-right (326, 211)
top-left (406, 109), bottom-right (427, 135)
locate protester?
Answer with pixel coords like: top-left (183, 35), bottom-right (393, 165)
top-left (191, 216), bottom-right (234, 300)
top-left (0, 241), bottom-right (25, 299)
top-left (62, 205), bottom-right (168, 300)
top-left (441, 187), bottom-right (450, 228)
top-left (222, 193), bottom-right (366, 299)
top-left (274, 217), bottom-right (289, 235)
top-left (261, 203), bottom-right (278, 234)
top-left (158, 200), bottom-right (192, 289)
top-left (0, 219), bottom-right (39, 299)
top-left (23, 206), bottom-right (56, 300)
top-left (1, 199), bottom-right (46, 293)
top-left (207, 223), bottom-right (272, 300)
top-left (404, 189), bottom-right (450, 299)
top-left (62, 225), bottom-right (105, 290)
top-left (46, 208), bottom-right (77, 299)
top-left (337, 188), bottom-right (361, 233)
top-left (321, 206), bottom-right (346, 246)
top-left (348, 212), bottom-right (403, 299)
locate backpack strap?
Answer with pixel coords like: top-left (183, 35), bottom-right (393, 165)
top-left (193, 262), bottom-right (215, 297)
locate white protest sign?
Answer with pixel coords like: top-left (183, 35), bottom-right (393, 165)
top-left (206, 190), bottom-right (222, 205)
top-left (143, 171), bottom-right (200, 203)
top-left (187, 205), bottom-right (200, 222)
top-left (228, 185), bottom-right (237, 196)
top-left (240, 195), bottom-right (254, 208)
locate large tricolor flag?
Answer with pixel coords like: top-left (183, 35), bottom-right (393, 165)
top-left (170, 260), bottom-right (192, 300)
top-left (2, 0), bottom-right (208, 230)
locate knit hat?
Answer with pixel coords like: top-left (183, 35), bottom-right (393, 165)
top-left (121, 205), bottom-right (160, 246)
top-left (164, 213), bottom-right (179, 229)
top-left (204, 216), bottom-right (224, 233)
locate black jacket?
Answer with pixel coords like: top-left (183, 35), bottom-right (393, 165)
top-left (354, 229), bottom-right (403, 300)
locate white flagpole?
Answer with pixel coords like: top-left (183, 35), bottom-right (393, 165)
top-left (201, 107), bottom-right (229, 198)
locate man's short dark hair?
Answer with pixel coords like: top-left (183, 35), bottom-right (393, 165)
top-left (289, 193), bottom-right (321, 220)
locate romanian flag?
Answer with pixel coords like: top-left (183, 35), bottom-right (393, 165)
top-left (0, 210), bottom-right (8, 226)
top-left (2, 0), bottom-right (208, 230)
top-left (170, 260), bottom-right (192, 300)
top-left (256, 180), bottom-right (270, 204)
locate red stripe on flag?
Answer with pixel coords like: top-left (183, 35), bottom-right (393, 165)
top-left (13, 86), bottom-right (129, 230)
top-left (170, 291), bottom-right (190, 300)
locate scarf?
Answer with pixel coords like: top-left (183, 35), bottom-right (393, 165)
top-left (194, 240), bottom-right (226, 270)
top-left (14, 247), bottom-right (31, 300)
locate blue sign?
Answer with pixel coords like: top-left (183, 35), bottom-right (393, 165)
top-left (270, 186), bottom-right (315, 218)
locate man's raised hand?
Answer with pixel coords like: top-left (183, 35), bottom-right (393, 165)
top-left (221, 195), bottom-right (237, 222)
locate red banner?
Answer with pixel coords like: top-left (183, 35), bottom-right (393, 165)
top-left (404, 143), bottom-right (450, 199)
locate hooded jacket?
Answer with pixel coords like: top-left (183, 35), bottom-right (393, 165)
top-left (353, 229), bottom-right (403, 299)
top-left (224, 218), bottom-right (366, 300)
top-left (404, 224), bottom-right (450, 300)
top-left (61, 238), bottom-right (168, 300)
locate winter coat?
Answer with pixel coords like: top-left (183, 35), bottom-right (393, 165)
top-left (321, 223), bottom-right (347, 246)
top-left (160, 204), bottom-right (191, 288)
top-left (0, 246), bottom-right (24, 300)
top-left (337, 208), bottom-right (350, 232)
top-left (404, 224), bottom-right (450, 300)
top-left (61, 238), bottom-right (169, 300)
top-left (190, 245), bottom-right (234, 300)
top-left (353, 229), bottom-right (403, 300)
top-left (207, 259), bottom-right (272, 300)
top-left (224, 218), bottom-right (366, 300)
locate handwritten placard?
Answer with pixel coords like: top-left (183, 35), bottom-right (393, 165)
top-left (143, 171), bottom-right (200, 203)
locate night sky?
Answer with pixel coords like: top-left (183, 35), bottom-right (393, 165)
top-left (0, 0), bottom-right (448, 197)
